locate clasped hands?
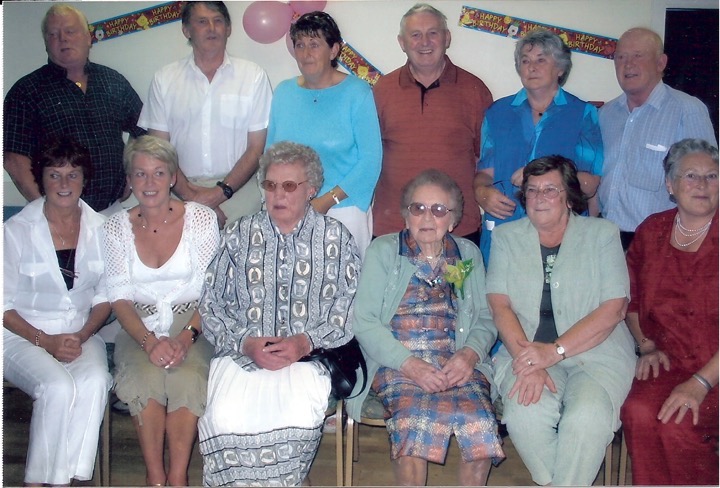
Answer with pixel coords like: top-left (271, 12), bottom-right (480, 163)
top-left (245, 335), bottom-right (312, 371)
top-left (43, 332), bottom-right (86, 363)
top-left (147, 336), bottom-right (188, 369)
top-left (400, 347), bottom-right (479, 394)
top-left (508, 340), bottom-right (560, 406)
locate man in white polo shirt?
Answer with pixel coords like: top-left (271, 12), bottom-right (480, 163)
top-left (138, 1), bottom-right (272, 227)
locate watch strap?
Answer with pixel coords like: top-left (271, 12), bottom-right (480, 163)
top-left (216, 181), bottom-right (234, 199)
top-left (183, 324), bottom-right (200, 343)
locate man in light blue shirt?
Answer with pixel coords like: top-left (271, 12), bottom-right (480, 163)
top-left (599, 27), bottom-right (716, 249)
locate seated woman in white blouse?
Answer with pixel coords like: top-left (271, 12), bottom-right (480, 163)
top-left (4, 136), bottom-right (112, 486)
top-left (104, 135), bottom-right (220, 486)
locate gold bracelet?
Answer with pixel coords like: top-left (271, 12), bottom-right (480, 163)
top-left (140, 330), bottom-right (155, 350)
top-left (329, 189), bottom-right (341, 205)
top-left (34, 329), bottom-right (42, 347)
top-left (183, 324), bottom-right (200, 343)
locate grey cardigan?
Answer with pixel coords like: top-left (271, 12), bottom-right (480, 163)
top-left (347, 233), bottom-right (496, 421)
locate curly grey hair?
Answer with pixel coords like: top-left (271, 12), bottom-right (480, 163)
top-left (400, 169), bottom-right (464, 227)
top-left (515, 28), bottom-right (572, 86)
top-left (663, 138), bottom-right (719, 179)
top-left (258, 141), bottom-right (324, 190)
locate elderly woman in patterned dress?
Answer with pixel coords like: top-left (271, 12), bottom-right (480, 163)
top-left (348, 169), bottom-right (505, 486)
top-left (198, 141), bottom-right (362, 486)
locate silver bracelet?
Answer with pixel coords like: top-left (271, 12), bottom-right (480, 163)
top-left (692, 373), bottom-right (712, 391)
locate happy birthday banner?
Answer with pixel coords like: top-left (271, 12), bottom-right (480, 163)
top-left (339, 42), bottom-right (383, 86)
top-left (89, 2), bottom-right (183, 44)
top-left (86, 2), bottom-right (379, 85)
top-left (459, 6), bottom-right (617, 59)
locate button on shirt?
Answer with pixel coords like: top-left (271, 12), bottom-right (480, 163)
top-left (599, 82), bottom-right (716, 231)
top-left (138, 53), bottom-right (272, 178)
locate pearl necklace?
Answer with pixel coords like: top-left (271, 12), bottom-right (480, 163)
top-left (675, 214), bottom-right (712, 236)
top-left (673, 215), bottom-right (710, 248)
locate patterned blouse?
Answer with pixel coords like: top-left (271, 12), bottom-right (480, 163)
top-left (200, 207), bottom-right (361, 370)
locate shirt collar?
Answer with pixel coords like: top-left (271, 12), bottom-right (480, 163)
top-left (398, 55), bottom-right (457, 88)
top-left (511, 87), bottom-right (568, 107)
top-left (618, 81), bottom-right (665, 112)
top-left (45, 58), bottom-right (91, 78)
top-left (189, 51), bottom-right (232, 77)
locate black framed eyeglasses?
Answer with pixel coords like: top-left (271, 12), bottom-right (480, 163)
top-left (260, 180), bottom-right (308, 192)
top-left (407, 202), bottom-right (453, 218)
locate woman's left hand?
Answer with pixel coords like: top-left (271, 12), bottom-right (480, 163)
top-left (441, 347), bottom-right (479, 388)
top-left (512, 340), bottom-right (561, 376)
top-left (657, 377), bottom-right (709, 426)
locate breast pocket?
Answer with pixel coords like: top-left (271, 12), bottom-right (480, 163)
top-left (626, 144), bottom-right (667, 192)
top-left (220, 94), bottom-right (252, 129)
top-left (18, 262), bottom-right (53, 291)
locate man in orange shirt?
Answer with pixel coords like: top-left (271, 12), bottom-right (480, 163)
top-left (372, 3), bottom-right (493, 240)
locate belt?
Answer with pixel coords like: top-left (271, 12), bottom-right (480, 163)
top-left (134, 300), bottom-right (198, 316)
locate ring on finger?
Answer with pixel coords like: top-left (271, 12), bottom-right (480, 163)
top-left (160, 357), bottom-right (165, 363)
top-left (527, 360), bottom-right (533, 366)
top-left (684, 403), bottom-right (691, 409)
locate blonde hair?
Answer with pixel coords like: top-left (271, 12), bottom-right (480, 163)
top-left (42, 4), bottom-right (90, 37)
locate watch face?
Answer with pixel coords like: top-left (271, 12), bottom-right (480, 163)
top-left (556, 344), bottom-right (565, 355)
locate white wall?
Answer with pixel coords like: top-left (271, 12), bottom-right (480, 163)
top-left (0, 0), bottom-right (702, 205)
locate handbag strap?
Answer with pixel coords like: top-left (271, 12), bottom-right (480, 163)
top-left (344, 350), bottom-right (368, 400)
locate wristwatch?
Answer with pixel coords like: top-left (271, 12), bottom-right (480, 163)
top-left (554, 342), bottom-right (566, 360)
top-left (183, 324), bottom-right (200, 343)
top-left (216, 181), bottom-right (234, 200)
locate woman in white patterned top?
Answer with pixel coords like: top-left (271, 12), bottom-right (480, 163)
top-left (198, 141), bottom-right (362, 486)
top-left (104, 135), bottom-right (220, 486)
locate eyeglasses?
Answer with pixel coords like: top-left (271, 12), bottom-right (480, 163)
top-left (407, 202), bottom-right (453, 218)
top-left (677, 172), bottom-right (719, 186)
top-left (525, 187), bottom-right (565, 200)
top-left (260, 180), bottom-right (308, 192)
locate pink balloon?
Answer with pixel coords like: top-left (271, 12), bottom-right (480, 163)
top-left (290, 1), bottom-right (327, 16)
top-left (242, 1), bottom-right (294, 44)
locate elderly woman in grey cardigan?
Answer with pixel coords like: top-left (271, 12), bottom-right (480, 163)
top-left (349, 170), bottom-right (504, 486)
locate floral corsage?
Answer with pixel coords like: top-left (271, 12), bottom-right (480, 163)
top-left (444, 259), bottom-right (474, 299)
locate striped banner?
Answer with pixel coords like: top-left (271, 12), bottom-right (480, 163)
top-left (339, 41), bottom-right (383, 86)
top-left (89, 2), bottom-right (183, 44)
top-left (459, 6), bottom-right (618, 59)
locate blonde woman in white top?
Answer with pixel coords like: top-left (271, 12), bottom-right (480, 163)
top-left (3, 137), bottom-right (112, 486)
top-left (104, 135), bottom-right (220, 486)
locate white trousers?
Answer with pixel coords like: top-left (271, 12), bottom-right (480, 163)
top-left (3, 330), bottom-right (112, 484)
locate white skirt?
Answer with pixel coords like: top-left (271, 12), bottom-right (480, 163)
top-left (199, 356), bottom-right (331, 486)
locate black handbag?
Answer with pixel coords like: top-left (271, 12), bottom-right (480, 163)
top-left (299, 337), bottom-right (367, 399)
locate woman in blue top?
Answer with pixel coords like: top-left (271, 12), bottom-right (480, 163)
top-left (266, 11), bottom-right (382, 259)
top-left (474, 28), bottom-right (603, 265)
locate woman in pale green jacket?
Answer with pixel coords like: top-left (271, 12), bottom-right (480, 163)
top-left (487, 155), bottom-right (635, 486)
top-left (348, 170), bottom-right (504, 486)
